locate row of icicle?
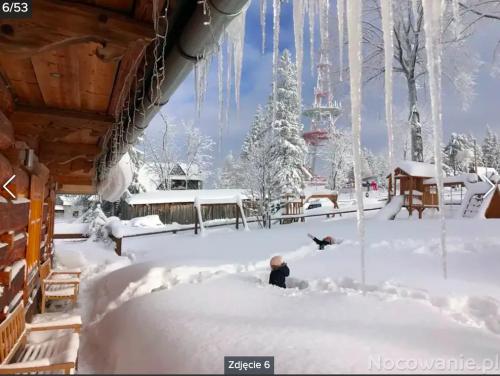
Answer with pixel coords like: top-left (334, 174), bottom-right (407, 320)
top-left (196, 0), bottom-right (450, 284)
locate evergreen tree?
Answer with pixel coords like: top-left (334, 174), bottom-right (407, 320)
top-left (269, 49), bottom-right (308, 194)
top-left (215, 152), bottom-right (244, 189)
top-left (240, 105), bottom-right (281, 220)
top-left (443, 132), bottom-right (482, 174)
top-left (320, 127), bottom-right (353, 190)
top-left (482, 126), bottom-right (500, 170)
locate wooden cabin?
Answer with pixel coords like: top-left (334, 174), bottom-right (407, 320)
top-left (122, 190), bottom-right (252, 225)
top-left (0, 0), bottom-right (247, 323)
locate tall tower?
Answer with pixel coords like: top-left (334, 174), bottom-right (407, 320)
top-left (302, 43), bottom-right (341, 179)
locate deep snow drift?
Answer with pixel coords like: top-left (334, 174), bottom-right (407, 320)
top-left (54, 212), bottom-right (500, 373)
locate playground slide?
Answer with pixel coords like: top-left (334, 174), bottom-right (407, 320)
top-left (375, 195), bottom-right (405, 220)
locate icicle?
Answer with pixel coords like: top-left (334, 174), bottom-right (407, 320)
top-left (308, 0), bottom-right (317, 76)
top-left (319, 0), bottom-right (330, 52)
top-left (194, 55), bottom-right (210, 117)
top-left (452, 0), bottom-right (461, 38)
top-left (272, 0), bottom-right (281, 121)
top-left (346, 0), bottom-right (366, 289)
top-left (412, 0), bottom-right (419, 23)
top-left (293, 0), bottom-right (306, 105)
top-left (260, 0), bottom-right (267, 54)
top-left (225, 4), bottom-right (248, 117)
top-left (337, 0), bottom-right (345, 81)
top-left (217, 41), bottom-right (224, 151)
top-left (319, 0), bottom-right (331, 102)
top-left (422, 0), bottom-right (447, 279)
top-left (225, 41), bottom-right (233, 129)
top-left (381, 0), bottom-right (395, 182)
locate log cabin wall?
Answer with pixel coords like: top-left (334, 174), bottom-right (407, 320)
top-left (0, 0), bottom-right (172, 322)
top-left (0, 113), bottom-right (57, 321)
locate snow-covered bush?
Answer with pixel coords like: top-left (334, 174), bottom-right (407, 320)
top-left (82, 204), bottom-right (109, 241)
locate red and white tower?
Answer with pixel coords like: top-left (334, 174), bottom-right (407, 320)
top-left (302, 54), bottom-right (341, 178)
top-left (303, 1), bottom-right (341, 180)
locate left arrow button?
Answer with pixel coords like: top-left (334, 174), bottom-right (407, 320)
top-left (2, 175), bottom-right (16, 199)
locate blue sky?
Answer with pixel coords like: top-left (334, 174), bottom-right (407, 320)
top-left (145, 0), bottom-right (500, 169)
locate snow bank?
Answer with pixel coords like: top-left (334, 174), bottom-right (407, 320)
top-left (61, 211), bottom-right (500, 374)
top-left (54, 222), bottom-right (89, 235)
top-left (105, 215), bottom-right (186, 239)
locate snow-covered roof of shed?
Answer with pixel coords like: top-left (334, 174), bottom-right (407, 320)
top-left (423, 174), bottom-right (476, 185)
top-left (477, 167), bottom-right (498, 178)
top-left (393, 161), bottom-right (438, 178)
top-left (302, 186), bottom-right (337, 197)
top-left (126, 189), bottom-right (250, 205)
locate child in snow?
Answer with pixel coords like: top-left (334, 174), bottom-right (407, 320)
top-left (307, 233), bottom-right (340, 250)
top-left (269, 255), bottom-right (290, 289)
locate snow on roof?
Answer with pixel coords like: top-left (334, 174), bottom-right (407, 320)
top-left (394, 161), bottom-right (438, 178)
top-left (126, 189), bottom-right (249, 205)
top-left (55, 205), bottom-right (64, 211)
top-left (476, 167), bottom-right (498, 178)
top-left (423, 174), bottom-right (475, 185)
top-left (169, 175), bottom-right (202, 181)
top-left (303, 185), bottom-right (337, 198)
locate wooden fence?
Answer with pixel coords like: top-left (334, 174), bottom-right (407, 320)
top-left (110, 206), bottom-right (383, 256)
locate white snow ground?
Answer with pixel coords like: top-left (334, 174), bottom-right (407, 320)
top-left (54, 210), bottom-right (500, 374)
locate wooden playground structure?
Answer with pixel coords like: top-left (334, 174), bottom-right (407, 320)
top-left (387, 162), bottom-right (466, 218)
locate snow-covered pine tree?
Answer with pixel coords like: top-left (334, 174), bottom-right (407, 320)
top-left (240, 105), bottom-right (281, 222)
top-left (183, 122), bottom-right (215, 190)
top-left (320, 127), bottom-right (353, 190)
top-left (215, 152), bottom-right (244, 189)
top-left (482, 126), bottom-right (500, 170)
top-left (82, 204), bottom-right (109, 241)
top-left (127, 147), bottom-right (147, 194)
top-left (444, 132), bottom-right (482, 174)
top-left (269, 49), bottom-right (308, 194)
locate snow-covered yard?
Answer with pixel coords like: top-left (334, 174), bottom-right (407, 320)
top-left (54, 212), bottom-right (500, 374)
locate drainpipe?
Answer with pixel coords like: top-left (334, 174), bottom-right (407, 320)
top-left (98, 0), bottom-right (249, 194)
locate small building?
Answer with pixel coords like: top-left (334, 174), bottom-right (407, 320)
top-left (386, 161), bottom-right (439, 218)
top-left (122, 189), bottom-right (251, 225)
top-left (138, 163), bottom-right (203, 191)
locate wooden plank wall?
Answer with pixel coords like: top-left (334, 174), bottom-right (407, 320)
top-left (122, 202), bottom-right (253, 225)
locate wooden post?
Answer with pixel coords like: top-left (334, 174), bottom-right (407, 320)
top-left (114, 237), bottom-right (122, 256)
top-left (194, 211), bottom-right (198, 235)
top-left (408, 176), bottom-right (413, 216)
top-left (235, 204), bottom-right (239, 230)
top-left (388, 175), bottom-right (392, 202)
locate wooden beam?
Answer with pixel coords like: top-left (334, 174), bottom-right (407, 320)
top-left (0, 0), bottom-right (155, 58)
top-left (10, 106), bottom-right (113, 142)
top-left (0, 110), bottom-right (14, 150)
top-left (52, 175), bottom-right (93, 186)
top-left (39, 143), bottom-right (100, 165)
top-left (0, 75), bottom-right (14, 116)
top-left (107, 41), bottom-right (146, 117)
top-left (47, 159), bottom-right (94, 175)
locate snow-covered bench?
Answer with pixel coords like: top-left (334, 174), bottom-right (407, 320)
top-left (0, 303), bottom-right (80, 374)
top-left (39, 260), bottom-right (81, 313)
